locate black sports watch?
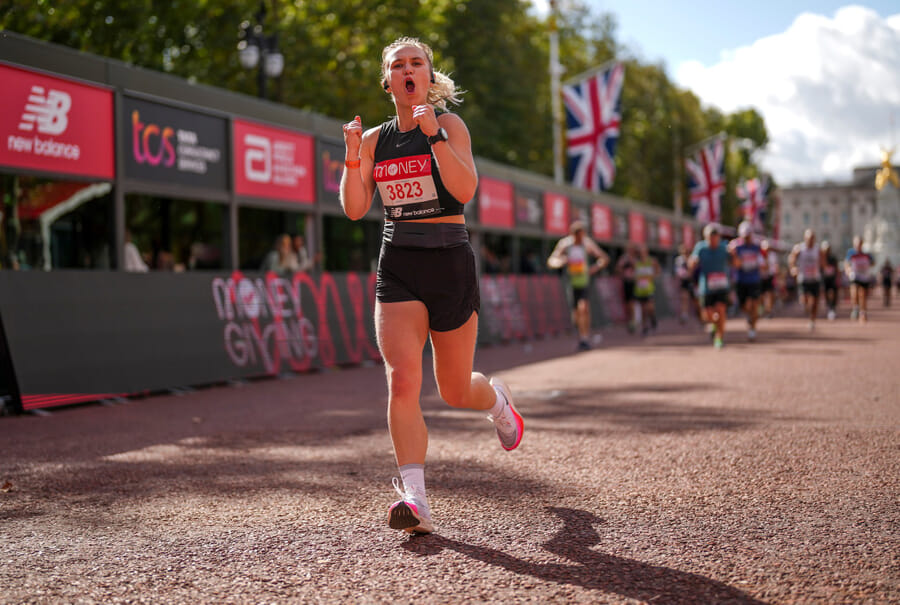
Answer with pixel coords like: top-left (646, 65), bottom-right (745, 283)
top-left (427, 128), bottom-right (449, 145)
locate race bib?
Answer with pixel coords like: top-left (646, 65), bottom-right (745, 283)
top-left (802, 263), bottom-right (819, 279)
top-left (374, 154), bottom-right (440, 220)
top-left (740, 251), bottom-right (759, 271)
top-left (823, 266), bottom-right (836, 277)
top-left (851, 256), bottom-right (871, 277)
top-left (707, 271), bottom-right (728, 290)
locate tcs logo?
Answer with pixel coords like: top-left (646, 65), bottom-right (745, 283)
top-left (131, 110), bottom-right (175, 167)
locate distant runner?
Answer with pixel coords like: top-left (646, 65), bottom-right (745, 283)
top-left (821, 241), bottom-right (840, 321)
top-left (845, 236), bottom-right (874, 323)
top-left (789, 229), bottom-right (824, 332)
top-left (729, 221), bottom-right (764, 341)
top-left (547, 220), bottom-right (610, 350)
top-left (633, 244), bottom-right (661, 336)
top-left (759, 239), bottom-right (778, 318)
top-left (690, 223), bottom-right (731, 349)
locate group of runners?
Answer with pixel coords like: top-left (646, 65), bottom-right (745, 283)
top-left (547, 217), bottom-right (893, 352)
top-left (683, 224), bottom-right (888, 347)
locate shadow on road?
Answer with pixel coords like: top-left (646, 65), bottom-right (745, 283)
top-left (402, 506), bottom-right (767, 604)
top-left (424, 382), bottom-right (784, 435)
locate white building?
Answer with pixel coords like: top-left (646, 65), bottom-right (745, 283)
top-left (777, 166), bottom-right (889, 253)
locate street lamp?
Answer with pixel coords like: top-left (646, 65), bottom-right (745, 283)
top-left (238, 1), bottom-right (284, 99)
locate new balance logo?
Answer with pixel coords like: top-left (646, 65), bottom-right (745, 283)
top-left (19, 86), bottom-right (71, 135)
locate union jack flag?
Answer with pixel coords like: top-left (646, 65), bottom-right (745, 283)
top-left (737, 177), bottom-right (768, 231)
top-left (562, 62), bottom-right (624, 192)
top-left (685, 136), bottom-right (726, 224)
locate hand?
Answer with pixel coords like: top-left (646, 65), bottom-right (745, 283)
top-left (412, 105), bottom-right (439, 137)
top-left (342, 115), bottom-right (362, 154)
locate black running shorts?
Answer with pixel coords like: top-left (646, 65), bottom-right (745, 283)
top-left (376, 223), bottom-right (480, 332)
top-left (736, 282), bottom-right (761, 305)
top-left (799, 280), bottom-right (821, 297)
top-left (701, 290), bottom-right (730, 308)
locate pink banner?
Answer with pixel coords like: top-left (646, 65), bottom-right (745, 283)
top-left (658, 219), bottom-right (673, 248)
top-left (478, 176), bottom-right (514, 228)
top-left (628, 211), bottom-right (646, 244)
top-left (591, 203), bottom-right (613, 241)
top-left (543, 192), bottom-right (570, 235)
top-left (233, 119), bottom-right (315, 203)
top-left (0, 63), bottom-right (114, 179)
top-left (682, 223), bottom-right (696, 249)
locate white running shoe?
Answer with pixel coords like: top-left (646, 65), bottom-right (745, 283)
top-left (388, 478), bottom-right (434, 534)
top-left (488, 377), bottom-right (524, 451)
top-left (827, 309), bottom-right (836, 321)
top-left (748, 328), bottom-right (756, 341)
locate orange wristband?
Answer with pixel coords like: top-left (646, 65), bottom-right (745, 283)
top-left (345, 159), bottom-right (361, 169)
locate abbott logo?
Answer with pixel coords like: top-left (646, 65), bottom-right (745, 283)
top-left (244, 134), bottom-right (271, 183)
top-left (19, 86), bottom-right (71, 135)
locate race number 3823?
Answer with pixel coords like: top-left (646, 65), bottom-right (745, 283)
top-left (374, 154), bottom-right (440, 218)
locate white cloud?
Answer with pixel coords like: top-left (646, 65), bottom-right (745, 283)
top-left (675, 5), bottom-right (900, 186)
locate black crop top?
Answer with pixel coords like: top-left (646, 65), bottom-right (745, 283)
top-left (372, 115), bottom-right (466, 221)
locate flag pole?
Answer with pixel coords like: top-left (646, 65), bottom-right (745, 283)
top-left (549, 0), bottom-right (563, 184)
top-left (684, 131), bottom-right (727, 156)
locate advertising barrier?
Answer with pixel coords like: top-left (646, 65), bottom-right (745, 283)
top-left (0, 271), bottom-right (577, 412)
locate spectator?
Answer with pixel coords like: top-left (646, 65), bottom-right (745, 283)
top-left (291, 234), bottom-right (319, 273)
top-left (123, 229), bottom-right (149, 272)
top-left (260, 233), bottom-right (300, 276)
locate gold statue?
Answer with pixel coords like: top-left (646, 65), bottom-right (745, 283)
top-left (875, 147), bottom-right (899, 190)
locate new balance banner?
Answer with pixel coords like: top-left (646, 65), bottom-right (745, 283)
top-left (122, 95), bottom-right (227, 190)
top-left (0, 63), bottom-right (114, 179)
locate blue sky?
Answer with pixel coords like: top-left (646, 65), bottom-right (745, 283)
top-left (532, 1), bottom-right (900, 185)
top-left (583, 1), bottom-right (899, 68)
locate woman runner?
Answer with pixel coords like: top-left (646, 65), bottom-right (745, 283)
top-left (340, 37), bottom-right (523, 535)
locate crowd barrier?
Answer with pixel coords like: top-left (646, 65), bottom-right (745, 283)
top-left (0, 271), bottom-right (678, 413)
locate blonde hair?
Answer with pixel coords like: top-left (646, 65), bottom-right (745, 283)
top-left (381, 37), bottom-right (463, 110)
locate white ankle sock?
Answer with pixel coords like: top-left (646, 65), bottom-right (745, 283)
top-left (489, 386), bottom-right (507, 418)
top-left (398, 464), bottom-right (427, 507)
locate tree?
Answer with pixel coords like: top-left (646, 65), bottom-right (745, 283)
top-left (2, 0), bottom-right (771, 215)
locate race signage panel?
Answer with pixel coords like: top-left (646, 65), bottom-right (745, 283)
top-left (514, 184), bottom-right (543, 230)
top-left (628, 210), bottom-right (646, 244)
top-left (682, 223), bottom-right (696, 249)
top-left (317, 138), bottom-right (345, 206)
top-left (658, 218), bottom-right (673, 248)
top-left (591, 203), bottom-right (613, 241)
top-left (122, 95), bottom-right (227, 190)
top-left (543, 192), bottom-right (570, 235)
top-left (478, 176), bottom-right (514, 228)
top-left (234, 119), bottom-right (315, 203)
top-left (0, 63), bottom-right (114, 179)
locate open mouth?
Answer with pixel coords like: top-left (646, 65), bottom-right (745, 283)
top-left (405, 77), bottom-right (415, 94)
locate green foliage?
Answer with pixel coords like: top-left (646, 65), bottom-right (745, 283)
top-left (1, 0), bottom-right (770, 216)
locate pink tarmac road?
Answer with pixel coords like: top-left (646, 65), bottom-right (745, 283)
top-left (1, 303), bottom-right (898, 603)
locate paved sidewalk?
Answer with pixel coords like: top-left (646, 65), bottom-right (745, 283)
top-left (2, 305), bottom-right (898, 603)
